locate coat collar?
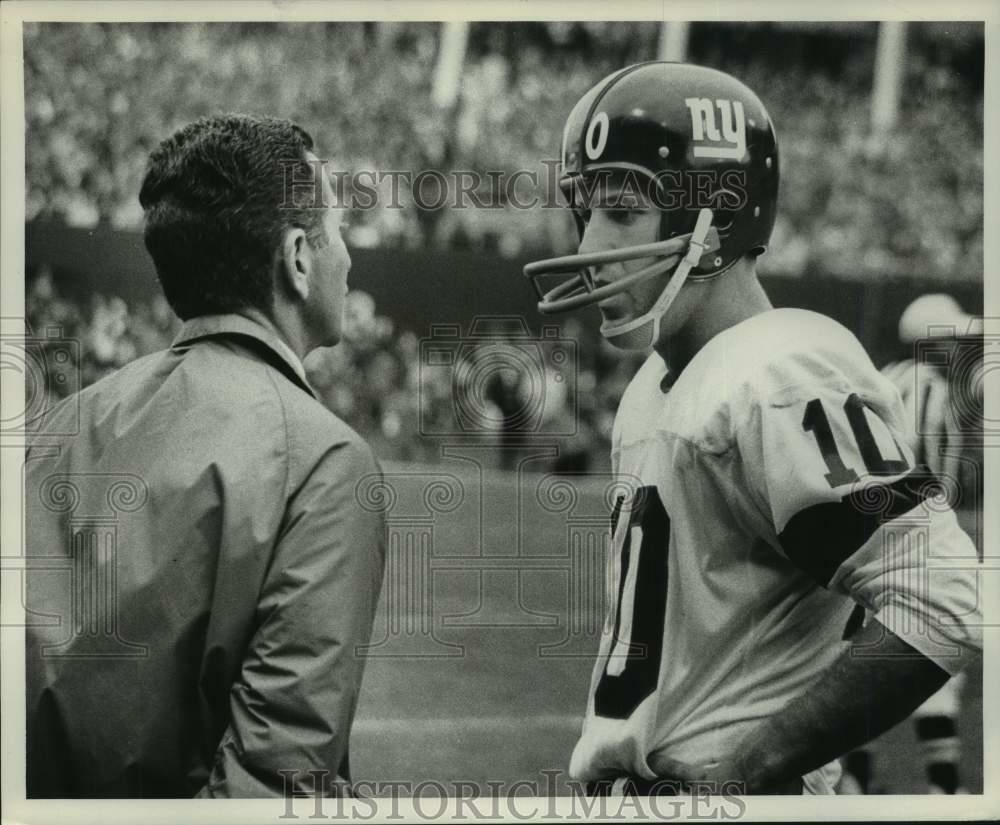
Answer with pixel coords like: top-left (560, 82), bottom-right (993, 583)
top-left (172, 314), bottom-right (316, 398)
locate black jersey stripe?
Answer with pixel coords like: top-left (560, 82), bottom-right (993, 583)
top-left (778, 466), bottom-right (938, 587)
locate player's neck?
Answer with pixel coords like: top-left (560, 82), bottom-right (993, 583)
top-left (653, 265), bottom-right (773, 377)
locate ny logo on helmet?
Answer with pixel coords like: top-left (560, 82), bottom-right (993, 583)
top-left (684, 97), bottom-right (747, 161)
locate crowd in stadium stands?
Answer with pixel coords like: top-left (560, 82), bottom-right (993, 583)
top-left (26, 21), bottom-right (982, 280)
top-left (23, 22), bottom-right (983, 465)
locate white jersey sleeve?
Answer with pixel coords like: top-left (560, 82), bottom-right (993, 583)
top-left (735, 339), bottom-right (982, 675)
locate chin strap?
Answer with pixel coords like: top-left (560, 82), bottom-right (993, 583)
top-left (601, 209), bottom-right (715, 351)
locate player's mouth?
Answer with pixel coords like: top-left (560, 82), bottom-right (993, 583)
top-left (598, 299), bottom-right (629, 321)
top-left (594, 278), bottom-right (629, 320)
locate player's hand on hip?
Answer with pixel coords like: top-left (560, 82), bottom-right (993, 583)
top-left (647, 752), bottom-right (718, 789)
top-left (648, 752), bottom-right (800, 795)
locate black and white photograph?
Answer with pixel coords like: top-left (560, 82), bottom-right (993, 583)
top-left (1, 2), bottom-right (996, 822)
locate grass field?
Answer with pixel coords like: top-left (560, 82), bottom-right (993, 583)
top-left (350, 459), bottom-right (984, 796)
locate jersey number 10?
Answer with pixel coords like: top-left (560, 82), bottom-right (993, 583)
top-left (802, 393), bottom-right (909, 488)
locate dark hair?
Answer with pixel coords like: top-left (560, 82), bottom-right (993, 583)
top-left (139, 114), bottom-right (328, 320)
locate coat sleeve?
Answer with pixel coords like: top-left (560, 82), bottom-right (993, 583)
top-left (198, 439), bottom-right (386, 797)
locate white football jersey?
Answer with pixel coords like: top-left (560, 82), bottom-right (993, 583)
top-left (569, 309), bottom-right (982, 793)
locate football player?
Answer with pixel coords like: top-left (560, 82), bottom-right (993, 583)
top-left (524, 63), bottom-right (983, 795)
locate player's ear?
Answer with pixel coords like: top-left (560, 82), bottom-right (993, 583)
top-left (278, 226), bottom-right (311, 302)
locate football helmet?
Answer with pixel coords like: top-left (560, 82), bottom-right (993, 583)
top-left (524, 61), bottom-right (780, 349)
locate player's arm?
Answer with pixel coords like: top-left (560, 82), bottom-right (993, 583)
top-left (656, 379), bottom-right (983, 792)
top-left (713, 617), bottom-right (953, 792)
top-left (652, 616), bottom-right (957, 792)
top-left (197, 439), bottom-right (386, 797)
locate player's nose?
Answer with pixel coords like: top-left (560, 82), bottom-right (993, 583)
top-left (577, 225), bottom-right (618, 288)
top-left (577, 221), bottom-right (608, 258)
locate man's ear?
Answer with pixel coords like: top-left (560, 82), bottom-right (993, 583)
top-left (279, 226), bottom-right (311, 302)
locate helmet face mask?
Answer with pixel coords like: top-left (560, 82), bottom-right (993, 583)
top-left (524, 61), bottom-right (779, 349)
top-left (524, 231), bottom-right (717, 314)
